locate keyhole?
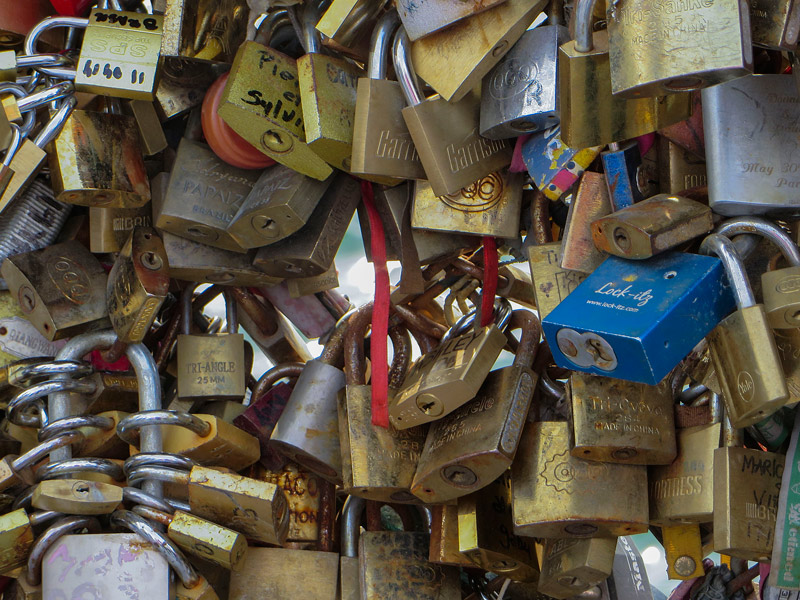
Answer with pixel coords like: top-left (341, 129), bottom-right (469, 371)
top-left (261, 129), bottom-right (292, 153)
top-left (441, 465), bottom-right (478, 487)
top-left (140, 251), bottom-right (163, 270)
top-left (613, 227), bottom-right (631, 252)
top-left (416, 394), bottom-right (444, 417)
top-left (252, 215), bottom-right (280, 239)
top-left (18, 286), bottom-right (36, 312)
top-left (72, 481), bottom-right (91, 496)
top-left (585, 338), bottom-right (613, 363)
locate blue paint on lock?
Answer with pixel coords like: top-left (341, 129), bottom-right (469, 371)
top-left (542, 252), bottom-right (736, 385)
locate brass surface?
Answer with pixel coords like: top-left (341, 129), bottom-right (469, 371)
top-left (31, 479), bottom-right (123, 514)
top-left (162, 414), bottom-right (260, 471)
top-left (527, 243), bottom-right (588, 319)
top-left (169, 510), bottom-right (248, 571)
top-left (89, 204), bottom-right (152, 253)
top-left (429, 504), bottom-right (475, 567)
top-left (662, 524), bottom-right (704, 580)
top-left (561, 172), bottom-right (611, 273)
top-left (538, 537), bottom-right (616, 599)
top-left (229, 547), bottom-right (339, 599)
top-left (177, 334), bottom-right (247, 401)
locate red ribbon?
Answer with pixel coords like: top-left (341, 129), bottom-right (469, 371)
top-left (481, 237), bottom-right (498, 327)
top-left (361, 180), bottom-right (390, 428)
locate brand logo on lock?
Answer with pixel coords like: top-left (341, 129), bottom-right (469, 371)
top-left (777, 276), bottom-right (800, 294)
top-left (737, 371), bottom-right (755, 402)
top-left (540, 450), bottom-right (609, 494)
top-left (489, 58), bottom-right (543, 105)
top-left (440, 173), bottom-right (504, 212)
top-left (47, 257), bottom-right (93, 305)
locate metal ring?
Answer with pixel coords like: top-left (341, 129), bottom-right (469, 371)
top-left (36, 458), bottom-right (125, 482)
top-left (7, 379), bottom-right (96, 427)
top-left (123, 487), bottom-right (175, 514)
top-left (715, 217), bottom-right (800, 268)
top-left (13, 359), bottom-right (93, 386)
top-left (38, 414), bottom-right (115, 442)
top-left (367, 9), bottom-right (399, 80)
top-left (12, 486), bottom-right (34, 510)
top-left (699, 233), bottom-right (755, 309)
top-left (24, 16), bottom-right (89, 57)
top-left (392, 27), bottom-right (423, 107)
top-left (12, 431), bottom-right (84, 473)
top-left (126, 466), bottom-right (191, 488)
top-left (110, 510), bottom-right (199, 588)
top-left (16, 80), bottom-right (75, 113)
top-left (132, 504), bottom-right (172, 526)
top-left (445, 297), bottom-right (513, 340)
top-left (28, 510), bottom-right (62, 527)
top-left (117, 410), bottom-right (211, 446)
top-left (124, 453), bottom-right (195, 475)
top-left (27, 515), bottom-right (101, 586)
top-left (165, 498), bottom-right (192, 513)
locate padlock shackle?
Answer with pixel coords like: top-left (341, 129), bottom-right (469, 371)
top-left (18, 80), bottom-right (75, 113)
top-left (699, 233), bottom-right (755, 310)
top-left (126, 465), bottom-right (191, 487)
top-left (7, 377), bottom-right (96, 428)
top-left (389, 325), bottom-right (412, 388)
top-left (11, 430), bottom-right (85, 474)
top-left (110, 510), bottom-right (200, 588)
top-left (123, 486), bottom-right (176, 515)
top-left (181, 283), bottom-right (201, 335)
top-left (341, 494), bottom-right (366, 558)
top-left (223, 289), bottom-right (239, 333)
top-left (24, 15), bottom-right (89, 57)
top-left (574, 0), bottom-right (599, 53)
top-left (117, 410), bottom-right (212, 446)
top-left (344, 303), bottom-right (373, 385)
top-left (28, 510), bottom-right (61, 527)
top-left (255, 9), bottom-right (291, 47)
top-left (26, 515), bottom-right (102, 586)
top-left (302, 1), bottom-right (324, 54)
top-left (8, 358), bottom-right (93, 386)
top-left (132, 504), bottom-right (174, 527)
top-left (36, 457), bottom-right (125, 482)
top-left (507, 310), bottom-right (542, 369)
top-left (253, 362), bottom-right (305, 399)
top-left (715, 217), bottom-right (800, 267)
top-left (368, 9), bottom-right (400, 80)
top-left (392, 303), bottom-right (448, 340)
top-left (392, 27), bottom-right (423, 107)
top-left (0, 83), bottom-right (37, 137)
top-left (124, 452), bottom-right (196, 476)
top-left (2, 125), bottom-right (21, 168)
top-left (320, 310), bottom-right (352, 367)
top-left (38, 414), bottom-right (114, 442)
top-left (34, 94), bottom-right (76, 149)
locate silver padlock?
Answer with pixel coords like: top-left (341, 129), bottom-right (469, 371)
top-left (480, 22), bottom-right (569, 139)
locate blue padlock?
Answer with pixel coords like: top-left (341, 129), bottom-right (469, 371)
top-left (601, 141), bottom-right (645, 211)
top-left (542, 252), bottom-right (736, 384)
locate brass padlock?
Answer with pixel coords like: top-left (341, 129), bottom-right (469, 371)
top-left (1, 240), bottom-right (110, 341)
top-left (160, 0), bottom-right (248, 67)
top-left (397, 0), bottom-right (509, 41)
top-left (458, 470), bottom-right (540, 582)
top-left (606, 0), bottom-right (753, 97)
top-left (252, 173), bottom-right (361, 279)
top-left (538, 537), bottom-right (616, 599)
top-left (89, 204), bottom-right (152, 253)
top-left (717, 217), bottom-right (800, 330)
top-left (569, 373), bottom-right (677, 464)
top-left (125, 99), bottom-right (168, 156)
top-left (176, 285), bottom-right (246, 402)
top-left (153, 138), bottom-right (259, 253)
top-left (411, 170), bottom-right (523, 238)
top-left (558, 0), bottom-right (691, 148)
top-left (560, 171), bottom-right (612, 274)
top-left (339, 307), bottom-right (427, 503)
top-left (527, 242), bottom-right (588, 319)
top-left (700, 233), bottom-right (789, 428)
top-left (31, 479), bottom-right (123, 514)
top-left (390, 299), bottom-right (512, 430)
top-left (411, 309), bottom-right (540, 503)
top-left (408, 0), bottom-right (546, 103)
top-left (657, 137), bottom-right (707, 195)
top-left (350, 9), bottom-right (427, 184)
top-left (511, 420), bottom-right (649, 538)
top-left (750, 0), bottom-right (800, 50)
top-left (394, 28), bottom-right (512, 197)
top-left (297, 2), bottom-right (362, 172)
top-left (217, 39), bottom-right (333, 180)
top-left (226, 164), bottom-right (332, 250)
top-left (591, 195), bottom-right (713, 260)
top-left (106, 227), bottom-right (169, 344)
top-left (229, 546), bottom-right (339, 599)
top-left (49, 107), bottom-right (151, 208)
top-left (429, 504), bottom-right (476, 568)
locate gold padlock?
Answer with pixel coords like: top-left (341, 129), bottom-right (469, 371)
top-left (527, 242), bottom-right (588, 319)
top-left (538, 537), bottom-right (616, 599)
top-left (89, 204), bottom-right (152, 253)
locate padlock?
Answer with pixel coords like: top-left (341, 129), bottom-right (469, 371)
top-left (132, 504), bottom-right (247, 571)
top-left (359, 503), bottom-right (461, 599)
top-left (252, 173), bottom-right (361, 279)
top-left (390, 299), bottom-right (512, 430)
top-left (1, 240), bottom-right (110, 341)
top-left (600, 141), bottom-right (647, 211)
top-left (125, 99), bottom-right (168, 156)
top-left (160, 0), bottom-right (248, 67)
top-left (542, 251), bottom-right (735, 385)
top-left (0, 508), bottom-right (59, 574)
top-left (714, 413), bottom-right (784, 561)
top-left (458, 470), bottom-right (540, 582)
top-left (339, 307), bottom-right (427, 503)
top-left (408, 0), bottom-right (546, 103)
top-left (26, 10), bottom-right (164, 100)
top-left (89, 204), bottom-right (152, 254)
top-left (558, 0), bottom-right (691, 148)
top-left (527, 242), bottom-right (588, 318)
top-left (538, 537), bottom-right (616, 599)
top-left (350, 9), bottom-right (426, 184)
top-left (510, 420), bottom-right (649, 538)
top-left (657, 137), bottom-right (707, 195)
top-left (716, 217), bottom-right (800, 329)
top-left (700, 233), bottom-right (790, 428)
top-left (269, 315), bottom-right (349, 484)
top-left (31, 479), bottom-right (123, 514)
top-left (0, 97), bottom-right (76, 214)
top-left (153, 138), bottom-right (260, 252)
top-left (703, 75), bottom-right (800, 216)
top-left (480, 22), bottom-right (570, 139)
top-left (118, 410), bottom-right (259, 471)
top-left (339, 495), bottom-right (365, 599)
top-left (429, 504), bottom-right (476, 568)
top-left (397, 0), bottom-right (509, 41)
top-left (0, 180), bottom-right (72, 292)
top-left (0, 293), bottom-right (65, 367)
top-left (127, 464), bottom-right (290, 546)
top-left (568, 372), bottom-right (676, 464)
top-left (394, 28), bottom-right (512, 197)
top-left (176, 285), bottom-right (246, 402)
top-left (411, 170), bottom-right (523, 238)
top-left (606, 0), bottom-right (753, 98)
top-left (217, 37), bottom-right (333, 180)
top-left (252, 461), bottom-right (323, 546)
top-left (591, 194), bottom-right (713, 260)
top-left (48, 104), bottom-right (151, 208)
top-left (297, 2), bottom-right (362, 172)
top-left (226, 163), bottom-right (332, 250)
top-left (106, 227), bottom-right (169, 344)
top-left (521, 126), bottom-right (603, 203)
top-left (560, 171), bottom-right (612, 274)
top-left (411, 309), bottom-right (540, 503)
top-left (750, 0), bottom-right (800, 50)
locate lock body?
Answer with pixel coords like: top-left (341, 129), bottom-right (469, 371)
top-left (89, 204), bottom-right (152, 253)
top-left (538, 537), bottom-right (616, 599)
top-left (527, 243), bottom-right (587, 318)
top-left (230, 547), bottom-right (339, 599)
top-left (543, 252), bottom-right (735, 384)
top-left (561, 172), bottom-right (612, 274)
top-left (751, 0), bottom-right (800, 49)
top-left (254, 462), bottom-right (322, 544)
